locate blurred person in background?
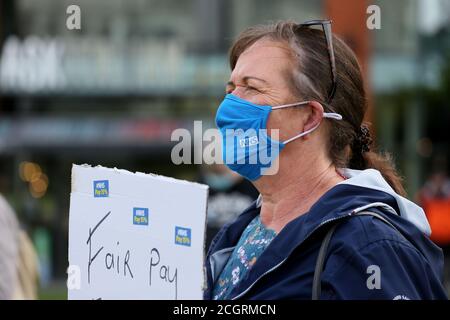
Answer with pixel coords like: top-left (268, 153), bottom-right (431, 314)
top-left (201, 163), bottom-right (258, 247)
top-left (0, 195), bottom-right (39, 300)
top-left (204, 20), bottom-right (448, 300)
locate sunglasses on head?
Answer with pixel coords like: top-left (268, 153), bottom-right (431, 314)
top-left (296, 20), bottom-right (337, 105)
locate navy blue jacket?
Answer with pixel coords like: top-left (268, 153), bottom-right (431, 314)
top-left (204, 169), bottom-right (448, 300)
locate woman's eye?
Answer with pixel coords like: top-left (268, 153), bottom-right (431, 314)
top-left (246, 86), bottom-right (258, 92)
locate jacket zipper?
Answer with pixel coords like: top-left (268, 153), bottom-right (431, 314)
top-left (231, 212), bottom-right (354, 300)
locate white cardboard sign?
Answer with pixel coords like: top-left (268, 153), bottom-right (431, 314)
top-left (68, 164), bottom-right (209, 300)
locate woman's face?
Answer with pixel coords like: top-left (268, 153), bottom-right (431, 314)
top-left (225, 39), bottom-right (311, 143)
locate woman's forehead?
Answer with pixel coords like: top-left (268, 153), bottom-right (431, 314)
top-left (233, 39), bottom-right (294, 81)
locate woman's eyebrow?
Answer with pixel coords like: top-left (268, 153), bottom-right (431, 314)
top-left (227, 76), bottom-right (268, 87)
top-left (243, 76), bottom-right (268, 84)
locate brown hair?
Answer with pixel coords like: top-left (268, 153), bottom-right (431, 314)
top-left (230, 21), bottom-right (406, 196)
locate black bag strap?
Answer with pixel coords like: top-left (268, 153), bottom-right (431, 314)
top-left (311, 210), bottom-right (399, 300)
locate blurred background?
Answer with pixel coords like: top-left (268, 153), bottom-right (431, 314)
top-left (0, 0), bottom-right (449, 299)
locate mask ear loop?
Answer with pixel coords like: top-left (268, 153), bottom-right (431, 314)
top-left (323, 113), bottom-right (342, 120)
top-left (282, 113), bottom-right (343, 144)
top-left (271, 101), bottom-right (310, 110)
top-left (271, 101), bottom-right (343, 119)
top-left (270, 101), bottom-right (343, 144)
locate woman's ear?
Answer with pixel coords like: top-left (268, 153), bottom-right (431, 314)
top-left (302, 101), bottom-right (324, 138)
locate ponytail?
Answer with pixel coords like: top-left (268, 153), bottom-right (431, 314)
top-left (361, 151), bottom-right (406, 197)
top-left (349, 123), bottom-right (406, 197)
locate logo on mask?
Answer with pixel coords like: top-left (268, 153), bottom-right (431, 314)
top-left (239, 135), bottom-right (259, 148)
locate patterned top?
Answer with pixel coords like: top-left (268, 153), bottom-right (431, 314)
top-left (212, 215), bottom-right (277, 300)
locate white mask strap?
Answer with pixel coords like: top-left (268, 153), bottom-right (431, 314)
top-left (271, 101), bottom-right (310, 110)
top-left (272, 101), bottom-right (342, 121)
top-left (282, 112), bottom-right (343, 144)
top-left (323, 112), bottom-right (343, 120)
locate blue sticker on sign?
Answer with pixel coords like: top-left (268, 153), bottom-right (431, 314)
top-left (175, 226), bottom-right (191, 247)
top-left (133, 207), bottom-right (149, 226)
top-left (93, 180), bottom-right (109, 197)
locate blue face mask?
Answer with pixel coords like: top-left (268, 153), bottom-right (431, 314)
top-left (215, 94), bottom-right (342, 181)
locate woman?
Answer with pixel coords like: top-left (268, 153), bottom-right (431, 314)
top-left (204, 20), bottom-right (448, 300)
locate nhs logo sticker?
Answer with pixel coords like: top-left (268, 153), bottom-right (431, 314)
top-left (93, 180), bottom-right (109, 197)
top-left (133, 207), bottom-right (149, 226)
top-left (175, 226), bottom-right (191, 247)
top-left (239, 135), bottom-right (259, 148)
